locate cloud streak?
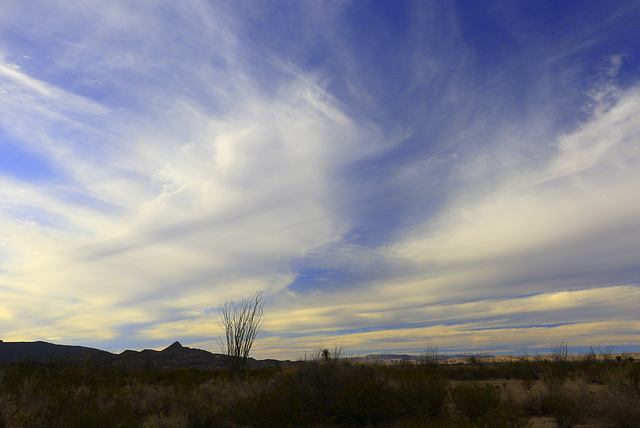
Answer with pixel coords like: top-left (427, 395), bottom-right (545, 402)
top-left (0, 1), bottom-right (639, 358)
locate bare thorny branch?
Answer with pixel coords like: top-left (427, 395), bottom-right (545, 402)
top-left (218, 291), bottom-right (264, 378)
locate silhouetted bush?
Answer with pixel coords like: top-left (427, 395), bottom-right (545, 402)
top-left (451, 381), bottom-right (502, 421)
top-left (596, 364), bottom-right (640, 428)
top-left (539, 375), bottom-right (592, 428)
top-left (241, 360), bottom-right (400, 426)
top-left (398, 373), bottom-right (450, 419)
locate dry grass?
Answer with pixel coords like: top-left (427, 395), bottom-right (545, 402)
top-left (0, 357), bottom-right (638, 427)
top-left (595, 364), bottom-right (640, 428)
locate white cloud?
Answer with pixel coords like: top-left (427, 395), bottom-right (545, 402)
top-left (0, 1), bottom-right (393, 349)
top-left (243, 83), bottom-right (640, 357)
top-left (0, 1), bottom-right (638, 358)
top-left (391, 85), bottom-right (640, 275)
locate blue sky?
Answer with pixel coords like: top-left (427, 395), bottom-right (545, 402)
top-left (1, 1), bottom-right (639, 358)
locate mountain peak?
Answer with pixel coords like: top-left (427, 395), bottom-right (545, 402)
top-left (164, 341), bottom-right (183, 351)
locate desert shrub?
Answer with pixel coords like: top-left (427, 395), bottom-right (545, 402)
top-left (466, 352), bottom-right (492, 366)
top-left (0, 365), bottom-right (126, 427)
top-left (0, 363), bottom-right (231, 427)
top-left (596, 364), bottom-right (640, 428)
top-left (333, 368), bottom-right (396, 425)
top-left (174, 386), bottom-right (226, 427)
top-left (441, 359), bottom-right (544, 382)
top-left (539, 376), bottom-right (591, 428)
top-left (240, 372), bottom-right (309, 427)
top-left (142, 411), bottom-right (189, 428)
top-left (504, 359), bottom-right (542, 380)
top-left (551, 341), bottom-right (569, 364)
top-left (443, 363), bottom-right (493, 381)
top-left (241, 360), bottom-right (400, 426)
top-left (420, 345), bottom-right (440, 368)
top-left (59, 389), bottom-right (138, 427)
top-left (397, 373), bottom-right (450, 419)
top-left (301, 361), bottom-right (397, 425)
top-left (520, 377), bottom-right (536, 391)
top-left (469, 410), bottom-right (531, 428)
top-left (129, 384), bottom-right (178, 417)
top-left (451, 381), bottom-right (502, 421)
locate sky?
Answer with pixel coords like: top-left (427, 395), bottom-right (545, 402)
top-left (1, 1), bottom-right (639, 359)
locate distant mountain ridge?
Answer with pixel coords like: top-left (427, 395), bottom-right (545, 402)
top-left (0, 340), bottom-right (287, 370)
top-left (0, 341), bottom-right (99, 363)
top-left (361, 353), bottom-right (491, 361)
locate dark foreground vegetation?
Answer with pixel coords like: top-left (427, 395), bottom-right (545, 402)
top-left (0, 354), bottom-right (639, 427)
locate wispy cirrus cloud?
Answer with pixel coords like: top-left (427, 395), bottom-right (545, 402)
top-left (0, 1), bottom-right (394, 351)
top-left (0, 1), bottom-right (639, 357)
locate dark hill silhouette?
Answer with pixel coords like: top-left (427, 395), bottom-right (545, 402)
top-left (0, 340), bottom-right (288, 369)
top-left (0, 341), bottom-right (100, 362)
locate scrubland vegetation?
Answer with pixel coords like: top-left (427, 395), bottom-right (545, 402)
top-left (0, 352), bottom-right (638, 427)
